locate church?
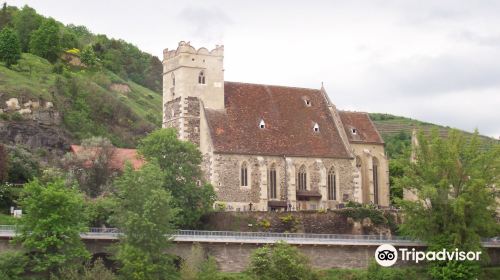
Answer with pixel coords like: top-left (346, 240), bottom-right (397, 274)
top-left (162, 41), bottom-right (389, 211)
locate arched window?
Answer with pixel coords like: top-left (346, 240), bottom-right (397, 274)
top-left (172, 73), bottom-right (175, 86)
top-left (373, 157), bottom-right (379, 204)
top-left (297, 165), bottom-right (307, 190)
top-left (240, 162), bottom-right (248, 187)
top-left (327, 167), bottom-right (336, 200)
top-left (268, 164), bottom-right (277, 199)
top-left (198, 71), bottom-right (206, 84)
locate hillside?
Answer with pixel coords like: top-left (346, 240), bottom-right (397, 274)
top-left (0, 53), bottom-right (161, 151)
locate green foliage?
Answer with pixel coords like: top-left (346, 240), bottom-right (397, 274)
top-left (365, 260), bottom-right (417, 280)
top-left (64, 136), bottom-right (116, 197)
top-left (6, 146), bottom-right (40, 183)
top-left (0, 27), bottom-right (21, 68)
top-left (396, 129), bottom-right (499, 279)
top-left (428, 260), bottom-right (479, 280)
top-left (257, 219), bottom-right (271, 230)
top-left (0, 144), bottom-right (7, 183)
top-left (15, 177), bottom-right (90, 274)
top-left (341, 207), bottom-right (387, 225)
top-left (85, 195), bottom-right (115, 227)
top-left (279, 214), bottom-right (299, 232)
top-left (29, 18), bottom-right (61, 63)
top-left (10, 111), bottom-right (22, 121)
top-left (0, 251), bottom-right (29, 280)
top-left (0, 3), bottom-right (14, 30)
top-left (138, 128), bottom-right (216, 228)
top-left (113, 162), bottom-right (179, 280)
top-left (248, 242), bottom-right (319, 280)
top-left (13, 5), bottom-right (43, 52)
top-left (50, 258), bottom-right (117, 280)
top-left (80, 45), bottom-right (97, 68)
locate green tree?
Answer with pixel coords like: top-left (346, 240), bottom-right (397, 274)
top-left (80, 45), bottom-right (97, 67)
top-left (0, 2), bottom-right (13, 29)
top-left (15, 177), bottom-right (90, 275)
top-left (0, 251), bottom-right (29, 280)
top-left (396, 129), bottom-right (500, 279)
top-left (248, 242), bottom-right (318, 280)
top-left (6, 146), bottom-right (39, 183)
top-left (138, 128), bottom-right (216, 228)
top-left (13, 5), bottom-right (43, 52)
top-left (29, 18), bottom-right (61, 63)
top-left (0, 27), bottom-right (21, 68)
top-left (114, 162), bottom-right (179, 280)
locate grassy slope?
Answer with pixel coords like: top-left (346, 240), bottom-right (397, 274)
top-left (369, 113), bottom-right (496, 143)
top-left (0, 53), bottom-right (162, 147)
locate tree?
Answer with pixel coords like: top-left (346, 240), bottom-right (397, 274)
top-left (15, 177), bottom-right (90, 275)
top-left (0, 251), bottom-right (29, 280)
top-left (113, 162), bottom-right (179, 280)
top-left (80, 45), bottom-right (97, 68)
top-left (13, 5), bottom-right (43, 52)
top-left (0, 144), bottom-right (7, 183)
top-left (64, 137), bottom-right (116, 197)
top-left (247, 242), bottom-right (319, 280)
top-left (29, 18), bottom-right (61, 63)
top-left (396, 129), bottom-right (500, 279)
top-left (0, 2), bottom-right (13, 30)
top-left (138, 128), bottom-right (216, 228)
top-left (6, 146), bottom-right (39, 183)
top-left (0, 27), bottom-right (21, 68)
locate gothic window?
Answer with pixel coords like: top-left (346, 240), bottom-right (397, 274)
top-left (172, 73), bottom-right (175, 86)
top-left (198, 71), bottom-right (206, 84)
top-left (327, 167), bottom-right (336, 200)
top-left (297, 165), bottom-right (307, 191)
top-left (373, 157), bottom-right (379, 204)
top-left (241, 162), bottom-right (248, 187)
top-left (268, 164), bottom-right (277, 199)
top-left (259, 119), bottom-right (266, 129)
top-left (313, 123), bottom-right (320, 132)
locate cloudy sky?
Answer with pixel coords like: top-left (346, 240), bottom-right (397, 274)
top-left (13, 0), bottom-right (500, 138)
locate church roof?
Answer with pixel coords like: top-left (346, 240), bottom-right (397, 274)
top-left (338, 111), bottom-right (384, 144)
top-left (204, 82), bottom-right (351, 158)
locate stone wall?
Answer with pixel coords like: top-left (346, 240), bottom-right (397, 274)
top-left (162, 97), bottom-right (181, 130)
top-left (211, 153), bottom-right (354, 211)
top-left (200, 210), bottom-right (397, 235)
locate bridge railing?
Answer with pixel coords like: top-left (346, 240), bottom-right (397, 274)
top-left (1, 225), bottom-right (499, 246)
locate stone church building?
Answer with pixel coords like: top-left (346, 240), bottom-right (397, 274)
top-left (162, 41), bottom-right (389, 211)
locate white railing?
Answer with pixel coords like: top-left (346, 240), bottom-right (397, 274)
top-left (1, 225), bottom-right (498, 247)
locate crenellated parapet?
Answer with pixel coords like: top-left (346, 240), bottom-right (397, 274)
top-left (163, 41), bottom-right (224, 61)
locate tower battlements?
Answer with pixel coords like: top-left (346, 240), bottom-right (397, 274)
top-left (163, 41), bottom-right (224, 61)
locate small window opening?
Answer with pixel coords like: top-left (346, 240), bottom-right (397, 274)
top-left (259, 119), bottom-right (266, 129)
top-left (313, 123), bottom-right (320, 132)
top-left (198, 71), bottom-right (206, 84)
top-left (305, 99), bottom-right (312, 106)
top-left (192, 58), bottom-right (195, 61)
top-left (172, 73), bottom-right (175, 86)
top-left (351, 128), bottom-right (357, 134)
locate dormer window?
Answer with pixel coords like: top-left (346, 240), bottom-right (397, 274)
top-left (198, 71), bottom-right (205, 84)
top-left (304, 99), bottom-right (312, 106)
top-left (351, 128), bottom-right (357, 134)
top-left (313, 123), bottom-right (320, 132)
top-left (259, 119), bottom-right (266, 129)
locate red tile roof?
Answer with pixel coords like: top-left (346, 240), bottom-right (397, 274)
top-left (204, 82), bottom-right (351, 158)
top-left (70, 145), bottom-right (144, 171)
top-left (338, 111), bottom-right (384, 144)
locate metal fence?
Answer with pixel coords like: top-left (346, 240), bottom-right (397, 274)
top-left (1, 225), bottom-right (498, 247)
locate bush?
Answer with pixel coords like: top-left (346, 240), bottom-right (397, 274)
top-left (429, 260), bottom-right (480, 280)
top-left (247, 241), bottom-right (319, 280)
top-left (85, 195), bottom-right (115, 227)
top-left (51, 258), bottom-right (117, 280)
top-left (342, 208), bottom-right (387, 225)
top-left (0, 251), bottom-right (29, 280)
top-left (366, 260), bottom-right (416, 280)
top-left (6, 146), bottom-right (40, 183)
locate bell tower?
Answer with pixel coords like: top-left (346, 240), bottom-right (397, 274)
top-left (162, 41), bottom-right (224, 144)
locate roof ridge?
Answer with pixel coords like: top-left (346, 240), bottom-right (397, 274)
top-left (225, 81), bottom-right (320, 92)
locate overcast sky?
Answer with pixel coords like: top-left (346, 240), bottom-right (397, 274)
top-left (12, 0), bottom-right (500, 138)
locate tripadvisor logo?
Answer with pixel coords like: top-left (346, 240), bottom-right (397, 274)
top-left (374, 244), bottom-right (482, 267)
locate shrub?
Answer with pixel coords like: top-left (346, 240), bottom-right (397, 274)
top-left (6, 146), bottom-right (40, 183)
top-left (51, 258), bottom-right (116, 280)
top-left (0, 251), bottom-right (29, 280)
top-left (248, 241), bottom-right (319, 280)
